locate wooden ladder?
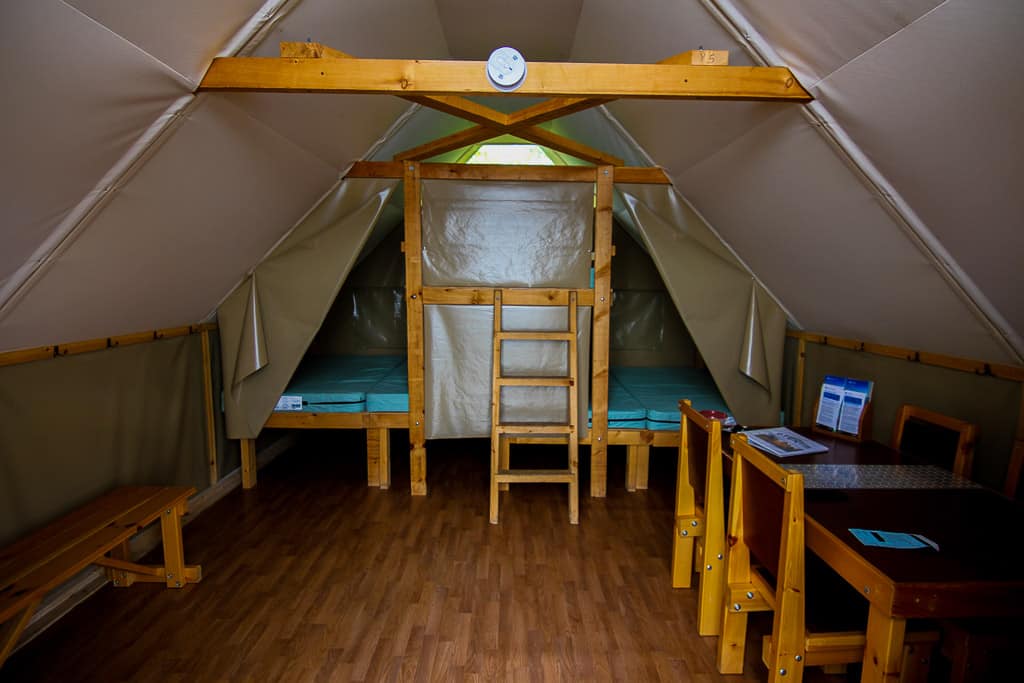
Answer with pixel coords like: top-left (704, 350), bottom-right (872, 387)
top-left (489, 290), bottom-right (580, 525)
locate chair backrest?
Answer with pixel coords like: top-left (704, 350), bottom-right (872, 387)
top-left (891, 404), bottom-right (977, 479)
top-left (729, 435), bottom-right (805, 588)
top-left (679, 399), bottom-right (720, 508)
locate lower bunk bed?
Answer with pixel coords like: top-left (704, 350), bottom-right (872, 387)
top-left (601, 366), bottom-right (730, 492)
top-left (245, 358), bottom-right (729, 496)
top-left (245, 355), bottom-right (410, 490)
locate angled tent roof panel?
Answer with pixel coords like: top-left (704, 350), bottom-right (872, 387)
top-left (731, 0), bottom-right (944, 86)
top-left (0, 95), bottom-right (337, 351)
top-left (437, 0), bottom-right (583, 60)
top-left (813, 0), bottom-right (1024, 337)
top-left (671, 106), bottom-right (1016, 364)
top-left (0, 0), bottom-right (189, 294)
top-left (65, 0), bottom-right (268, 84)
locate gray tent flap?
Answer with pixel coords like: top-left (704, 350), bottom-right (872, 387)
top-left (421, 179), bottom-right (593, 288)
top-left (219, 178), bottom-right (400, 439)
top-left (232, 274), bottom-right (268, 385)
top-left (617, 184), bottom-right (785, 425)
top-left (739, 282), bottom-right (771, 391)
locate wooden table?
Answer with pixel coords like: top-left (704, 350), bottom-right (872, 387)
top-left (762, 431), bottom-right (1024, 682)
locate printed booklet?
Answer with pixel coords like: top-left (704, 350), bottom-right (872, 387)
top-left (744, 427), bottom-right (828, 458)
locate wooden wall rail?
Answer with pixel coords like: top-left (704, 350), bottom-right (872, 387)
top-left (787, 330), bottom-right (1024, 383)
top-left (0, 323), bottom-right (218, 369)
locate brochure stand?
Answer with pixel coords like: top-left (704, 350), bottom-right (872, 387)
top-left (811, 395), bottom-right (873, 443)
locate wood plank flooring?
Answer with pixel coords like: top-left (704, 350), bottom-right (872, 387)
top-left (5, 433), bottom-right (835, 682)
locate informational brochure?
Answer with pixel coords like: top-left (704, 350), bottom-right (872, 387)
top-left (849, 528), bottom-right (940, 551)
top-left (837, 378), bottom-right (872, 435)
top-left (744, 427), bottom-right (829, 458)
top-left (814, 375), bottom-right (846, 431)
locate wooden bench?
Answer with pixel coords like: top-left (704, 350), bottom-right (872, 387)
top-left (0, 486), bottom-right (202, 667)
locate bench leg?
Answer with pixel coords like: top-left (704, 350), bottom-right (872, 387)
top-left (107, 539), bottom-right (134, 588)
top-left (161, 502), bottom-right (201, 588)
top-left (0, 599), bottom-right (40, 668)
top-left (241, 438), bottom-right (257, 489)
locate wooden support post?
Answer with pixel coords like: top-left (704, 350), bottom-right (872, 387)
top-left (404, 162), bottom-right (428, 496)
top-left (240, 438), bottom-right (256, 489)
top-left (793, 337), bottom-right (806, 427)
top-left (200, 329), bottom-right (219, 485)
top-left (590, 166), bottom-right (614, 497)
top-left (862, 605), bottom-right (907, 682)
top-left (499, 437), bottom-right (510, 492)
top-left (0, 599), bottom-right (41, 668)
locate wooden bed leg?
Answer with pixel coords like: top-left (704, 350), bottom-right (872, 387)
top-left (366, 429), bottom-right (382, 488)
top-left (0, 599), bottom-right (41, 668)
top-left (240, 438), bottom-right (257, 489)
top-left (379, 428), bottom-right (391, 490)
top-left (626, 445), bottom-right (639, 492)
top-left (637, 445), bottom-right (649, 490)
top-left (410, 445), bottom-right (427, 496)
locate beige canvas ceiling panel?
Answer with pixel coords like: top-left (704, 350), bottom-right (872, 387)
top-left (0, 0), bottom-right (188, 293)
top-left (251, 0), bottom-right (448, 60)
top-left (729, 0), bottom-right (942, 86)
top-left (572, 0), bottom-right (746, 65)
top-left (814, 0), bottom-right (1024, 339)
top-left (436, 0), bottom-right (583, 60)
top-left (0, 95), bottom-right (337, 352)
top-left (67, 0), bottom-right (267, 84)
top-left (222, 93), bottom-right (412, 170)
top-left (674, 107), bottom-right (1015, 364)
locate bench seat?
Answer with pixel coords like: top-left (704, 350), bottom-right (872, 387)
top-left (0, 486), bottom-right (201, 667)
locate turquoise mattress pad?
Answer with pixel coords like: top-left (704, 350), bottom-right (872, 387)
top-left (277, 355), bottom-right (406, 413)
top-left (588, 374), bottom-right (647, 428)
top-left (607, 366), bottom-right (730, 431)
top-left (365, 361), bottom-right (409, 413)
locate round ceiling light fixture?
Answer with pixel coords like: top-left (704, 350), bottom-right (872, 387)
top-left (486, 46), bottom-right (527, 92)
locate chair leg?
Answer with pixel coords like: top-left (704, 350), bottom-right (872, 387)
top-left (717, 602), bottom-right (749, 674)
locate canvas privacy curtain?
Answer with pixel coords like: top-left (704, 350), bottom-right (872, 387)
top-left (616, 184), bottom-right (786, 426)
top-left (219, 178), bottom-right (399, 439)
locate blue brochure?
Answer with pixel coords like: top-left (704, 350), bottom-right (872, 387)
top-left (849, 528), bottom-right (939, 551)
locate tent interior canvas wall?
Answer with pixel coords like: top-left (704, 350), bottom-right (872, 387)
top-left (2, 1), bottom-right (1022, 680)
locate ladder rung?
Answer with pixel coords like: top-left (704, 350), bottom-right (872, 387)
top-left (496, 331), bottom-right (574, 342)
top-left (496, 423), bottom-right (574, 435)
top-left (497, 376), bottom-right (573, 387)
top-left (495, 469), bottom-right (575, 484)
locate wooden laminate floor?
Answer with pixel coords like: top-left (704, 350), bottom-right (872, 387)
top-left (5, 433), bottom-right (844, 682)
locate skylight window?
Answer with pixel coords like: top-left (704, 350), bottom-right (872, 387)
top-left (466, 144), bottom-right (556, 165)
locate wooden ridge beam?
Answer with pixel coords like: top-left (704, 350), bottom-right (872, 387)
top-left (200, 57), bottom-right (812, 102)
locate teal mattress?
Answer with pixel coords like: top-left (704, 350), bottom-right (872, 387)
top-left (589, 374), bottom-right (647, 429)
top-left (607, 366), bottom-right (729, 431)
top-left (366, 360), bottom-right (409, 412)
top-left (276, 355), bottom-right (407, 413)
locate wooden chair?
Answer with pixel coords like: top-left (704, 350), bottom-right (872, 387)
top-left (672, 399), bottom-right (726, 636)
top-left (717, 435), bottom-right (935, 682)
top-left (891, 404), bottom-right (977, 479)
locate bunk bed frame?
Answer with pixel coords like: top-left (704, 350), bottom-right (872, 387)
top-left (244, 162), bottom-right (700, 496)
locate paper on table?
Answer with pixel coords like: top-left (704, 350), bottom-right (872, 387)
top-left (849, 528), bottom-right (940, 551)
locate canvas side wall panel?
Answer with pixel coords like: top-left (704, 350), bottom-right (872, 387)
top-left (0, 336), bottom-right (208, 546)
top-left (783, 337), bottom-right (1020, 490)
